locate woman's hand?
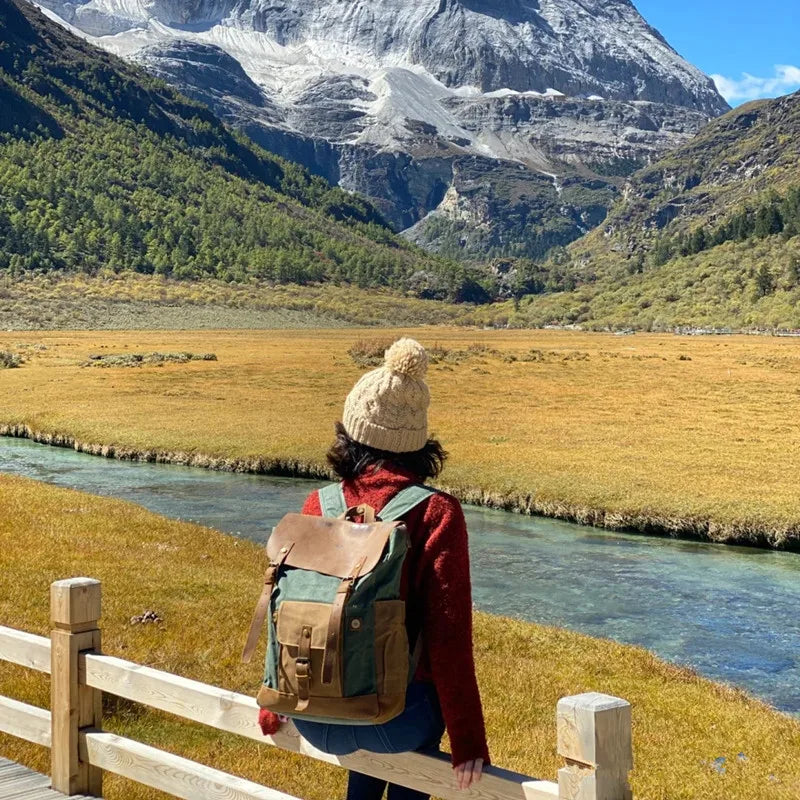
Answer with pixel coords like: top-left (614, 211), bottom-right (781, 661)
top-left (454, 758), bottom-right (483, 790)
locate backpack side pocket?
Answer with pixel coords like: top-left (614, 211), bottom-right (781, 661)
top-left (374, 599), bottom-right (408, 722)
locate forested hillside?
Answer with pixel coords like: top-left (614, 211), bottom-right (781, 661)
top-left (568, 90), bottom-right (800, 274)
top-left (0, 0), bottom-right (479, 299)
top-left (494, 91), bottom-right (800, 329)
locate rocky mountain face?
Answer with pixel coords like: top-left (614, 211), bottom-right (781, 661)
top-left (1, 0), bottom-right (473, 298)
top-left (31, 0), bottom-right (728, 258)
top-left (570, 90), bottom-right (800, 269)
top-left (503, 90), bottom-right (800, 331)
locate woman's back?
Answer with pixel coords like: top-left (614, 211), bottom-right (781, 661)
top-left (301, 461), bottom-right (489, 769)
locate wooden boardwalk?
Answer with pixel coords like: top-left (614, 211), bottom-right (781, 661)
top-left (0, 758), bottom-right (99, 800)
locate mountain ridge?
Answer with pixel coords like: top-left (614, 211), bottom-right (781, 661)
top-left (29, 0), bottom-right (729, 258)
top-left (494, 91), bottom-right (800, 329)
top-left (0, 0), bottom-right (481, 299)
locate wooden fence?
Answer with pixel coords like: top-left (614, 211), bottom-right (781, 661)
top-left (0, 577), bottom-right (633, 799)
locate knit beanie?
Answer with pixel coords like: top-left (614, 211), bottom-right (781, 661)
top-left (343, 338), bottom-right (430, 453)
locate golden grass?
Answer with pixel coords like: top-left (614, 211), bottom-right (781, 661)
top-left (2, 328), bottom-right (800, 545)
top-left (1, 475), bottom-right (799, 800)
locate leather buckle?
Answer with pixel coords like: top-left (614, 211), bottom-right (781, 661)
top-left (339, 556), bottom-right (368, 592)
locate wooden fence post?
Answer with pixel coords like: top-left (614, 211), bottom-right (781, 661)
top-left (51, 577), bottom-right (103, 797)
top-left (557, 692), bottom-right (632, 800)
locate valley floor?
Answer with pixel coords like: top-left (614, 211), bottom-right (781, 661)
top-left (1, 475), bottom-right (798, 800)
top-left (0, 274), bottom-right (468, 330)
top-left (1, 326), bottom-right (799, 547)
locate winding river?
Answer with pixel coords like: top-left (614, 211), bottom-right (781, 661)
top-left (1, 436), bottom-right (798, 716)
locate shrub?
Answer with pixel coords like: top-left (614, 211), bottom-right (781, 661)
top-left (347, 339), bottom-right (394, 368)
top-left (82, 352), bottom-right (217, 368)
top-left (0, 351), bottom-right (23, 369)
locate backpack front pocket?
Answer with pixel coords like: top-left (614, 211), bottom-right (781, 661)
top-left (276, 600), bottom-right (343, 706)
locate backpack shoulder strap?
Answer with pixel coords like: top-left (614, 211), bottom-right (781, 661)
top-left (318, 482), bottom-right (347, 518)
top-left (379, 484), bottom-right (436, 522)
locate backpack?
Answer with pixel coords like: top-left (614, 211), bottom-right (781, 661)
top-left (242, 481), bottom-right (435, 725)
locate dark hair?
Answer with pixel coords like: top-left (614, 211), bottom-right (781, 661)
top-left (327, 422), bottom-right (447, 482)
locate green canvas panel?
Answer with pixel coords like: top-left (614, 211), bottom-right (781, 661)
top-left (378, 484), bottom-right (435, 523)
top-left (342, 599), bottom-right (376, 696)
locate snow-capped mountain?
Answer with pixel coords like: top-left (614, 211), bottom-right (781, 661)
top-left (31, 0), bottom-right (729, 257)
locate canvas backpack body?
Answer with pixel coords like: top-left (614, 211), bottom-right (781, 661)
top-left (242, 482), bottom-right (435, 725)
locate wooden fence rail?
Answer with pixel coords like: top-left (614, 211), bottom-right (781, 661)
top-left (0, 577), bottom-right (633, 800)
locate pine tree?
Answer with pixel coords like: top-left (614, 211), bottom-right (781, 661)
top-left (689, 226), bottom-right (707, 254)
top-left (787, 258), bottom-right (800, 288)
top-left (755, 263), bottom-right (775, 297)
top-left (754, 204), bottom-right (783, 238)
top-left (651, 237), bottom-right (673, 267)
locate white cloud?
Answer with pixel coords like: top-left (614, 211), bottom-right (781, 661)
top-left (711, 65), bottom-right (800, 104)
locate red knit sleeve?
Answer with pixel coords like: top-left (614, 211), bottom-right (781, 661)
top-left (418, 493), bottom-right (490, 767)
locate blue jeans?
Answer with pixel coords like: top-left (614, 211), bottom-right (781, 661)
top-left (293, 682), bottom-right (444, 800)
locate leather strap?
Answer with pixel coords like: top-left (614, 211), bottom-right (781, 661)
top-left (295, 625), bottom-right (312, 712)
top-left (340, 504), bottom-right (376, 523)
top-left (241, 542), bottom-right (294, 663)
top-left (410, 630), bottom-right (424, 677)
top-left (321, 554), bottom-right (367, 685)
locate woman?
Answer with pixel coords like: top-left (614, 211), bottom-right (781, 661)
top-left (259, 337), bottom-right (489, 798)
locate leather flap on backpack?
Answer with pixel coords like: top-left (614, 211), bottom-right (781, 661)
top-left (268, 514), bottom-right (402, 578)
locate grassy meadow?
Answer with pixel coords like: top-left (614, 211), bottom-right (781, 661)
top-left (1, 327), bottom-right (800, 546)
top-left (1, 475), bottom-right (799, 800)
top-left (0, 273), bottom-right (468, 330)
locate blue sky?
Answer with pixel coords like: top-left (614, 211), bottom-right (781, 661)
top-left (633, 0), bottom-right (799, 105)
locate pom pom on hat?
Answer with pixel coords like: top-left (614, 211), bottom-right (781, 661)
top-left (384, 337), bottom-right (428, 379)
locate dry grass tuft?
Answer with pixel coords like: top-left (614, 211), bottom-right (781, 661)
top-left (82, 352), bottom-right (217, 368)
top-left (1, 476), bottom-right (798, 799)
top-left (347, 338), bottom-right (501, 369)
top-left (0, 350), bottom-right (23, 369)
top-left (347, 338), bottom-right (395, 367)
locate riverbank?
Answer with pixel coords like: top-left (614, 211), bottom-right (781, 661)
top-left (3, 420), bottom-right (798, 551)
top-left (1, 328), bottom-right (799, 548)
top-left (2, 473), bottom-right (799, 800)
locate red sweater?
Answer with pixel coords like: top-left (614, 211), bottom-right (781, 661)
top-left (259, 464), bottom-right (490, 767)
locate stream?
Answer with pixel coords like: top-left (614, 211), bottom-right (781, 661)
top-left (1, 436), bottom-right (798, 715)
